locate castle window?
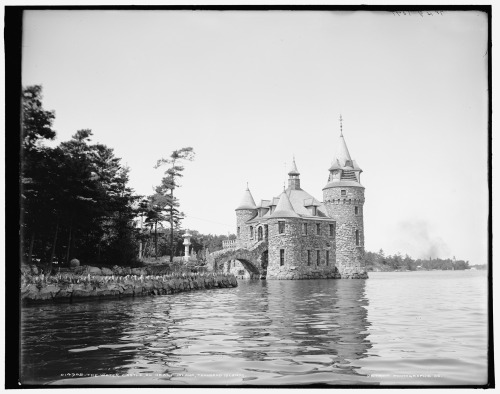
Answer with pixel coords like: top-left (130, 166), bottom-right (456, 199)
top-left (278, 221), bottom-right (285, 234)
top-left (303, 223), bottom-right (308, 235)
top-left (316, 250), bottom-right (320, 265)
top-left (250, 226), bottom-right (254, 239)
top-left (264, 225), bottom-right (268, 239)
top-left (355, 230), bottom-right (360, 246)
top-left (329, 223), bottom-right (335, 237)
top-left (355, 206), bottom-right (359, 215)
top-left (326, 251), bottom-right (330, 266)
top-left (316, 223), bottom-right (321, 235)
top-left (341, 190), bottom-right (346, 197)
top-left (312, 206), bottom-right (317, 216)
top-left (280, 249), bottom-right (285, 266)
top-left (307, 250), bottom-right (311, 266)
top-left (257, 226), bottom-right (263, 241)
top-left (237, 227), bottom-right (240, 237)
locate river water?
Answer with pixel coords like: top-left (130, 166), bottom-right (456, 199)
top-left (20, 270), bottom-right (489, 386)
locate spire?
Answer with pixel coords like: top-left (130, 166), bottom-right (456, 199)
top-left (335, 116), bottom-right (352, 167)
top-left (337, 134), bottom-right (352, 167)
top-left (288, 156), bottom-right (300, 176)
top-left (235, 185), bottom-right (257, 210)
top-left (270, 191), bottom-right (299, 218)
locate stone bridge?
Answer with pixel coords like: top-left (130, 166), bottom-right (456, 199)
top-left (207, 241), bottom-right (269, 279)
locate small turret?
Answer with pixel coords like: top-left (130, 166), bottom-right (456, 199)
top-left (287, 157), bottom-right (301, 190)
top-left (235, 185), bottom-right (257, 246)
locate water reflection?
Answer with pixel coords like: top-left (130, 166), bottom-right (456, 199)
top-left (22, 280), bottom-right (374, 385)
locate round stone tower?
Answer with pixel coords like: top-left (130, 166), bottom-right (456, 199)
top-left (235, 185), bottom-right (257, 247)
top-left (322, 118), bottom-right (367, 278)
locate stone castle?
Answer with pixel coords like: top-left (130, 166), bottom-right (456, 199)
top-left (210, 123), bottom-right (368, 280)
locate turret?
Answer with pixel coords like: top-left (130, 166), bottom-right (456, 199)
top-left (322, 116), bottom-right (367, 278)
top-left (288, 157), bottom-right (301, 190)
top-left (235, 185), bottom-right (257, 246)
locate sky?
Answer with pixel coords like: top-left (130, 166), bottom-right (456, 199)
top-left (21, 9), bottom-right (489, 264)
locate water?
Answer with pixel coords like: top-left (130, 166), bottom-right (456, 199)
top-left (20, 271), bottom-right (489, 386)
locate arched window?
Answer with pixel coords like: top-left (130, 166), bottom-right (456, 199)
top-left (258, 226), bottom-right (263, 241)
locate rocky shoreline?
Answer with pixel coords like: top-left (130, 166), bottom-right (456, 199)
top-left (21, 266), bottom-right (238, 304)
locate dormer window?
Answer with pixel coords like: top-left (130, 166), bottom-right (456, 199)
top-left (312, 206), bottom-right (317, 216)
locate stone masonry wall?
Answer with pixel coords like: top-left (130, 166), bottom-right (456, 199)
top-left (236, 209), bottom-right (257, 248)
top-left (323, 185), bottom-right (367, 278)
top-left (267, 218), bottom-right (339, 280)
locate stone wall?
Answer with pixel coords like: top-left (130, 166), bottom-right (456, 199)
top-left (236, 209), bottom-right (257, 248)
top-left (323, 185), bottom-right (367, 278)
top-left (21, 271), bottom-right (238, 304)
top-left (266, 218), bottom-right (339, 280)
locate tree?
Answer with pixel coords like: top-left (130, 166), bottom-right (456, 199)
top-left (154, 147), bottom-right (195, 262)
top-left (21, 85), bottom-right (57, 264)
top-left (22, 85), bottom-right (56, 151)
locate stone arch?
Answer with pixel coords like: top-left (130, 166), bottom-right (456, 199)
top-left (208, 240), bottom-right (269, 279)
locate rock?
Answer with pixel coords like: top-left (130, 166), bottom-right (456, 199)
top-left (122, 267), bottom-right (132, 275)
top-left (37, 284), bottom-right (60, 300)
top-left (30, 265), bottom-right (39, 275)
top-left (70, 259), bottom-right (80, 267)
top-left (20, 264), bottom-right (31, 275)
top-left (131, 268), bottom-right (146, 276)
top-left (88, 266), bottom-right (102, 275)
top-left (101, 267), bottom-right (113, 275)
top-left (112, 265), bottom-right (123, 275)
top-left (21, 284), bottom-right (39, 301)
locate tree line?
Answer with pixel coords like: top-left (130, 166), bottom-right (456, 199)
top-left (365, 250), bottom-right (470, 271)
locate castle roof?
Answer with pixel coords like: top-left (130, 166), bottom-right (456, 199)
top-left (285, 188), bottom-right (327, 217)
top-left (270, 191), bottom-right (299, 218)
top-left (288, 157), bottom-right (300, 176)
top-left (323, 180), bottom-right (365, 190)
top-left (235, 186), bottom-right (257, 210)
top-left (336, 134), bottom-right (352, 168)
top-left (256, 199), bottom-right (271, 208)
top-left (352, 160), bottom-right (362, 171)
top-left (329, 159), bottom-right (342, 171)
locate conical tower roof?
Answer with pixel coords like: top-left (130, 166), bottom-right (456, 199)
top-left (336, 134), bottom-right (352, 167)
top-left (288, 157), bottom-right (300, 176)
top-left (235, 186), bottom-right (257, 210)
top-left (270, 191), bottom-right (299, 218)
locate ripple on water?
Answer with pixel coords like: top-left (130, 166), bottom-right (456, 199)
top-left (21, 272), bottom-right (489, 386)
